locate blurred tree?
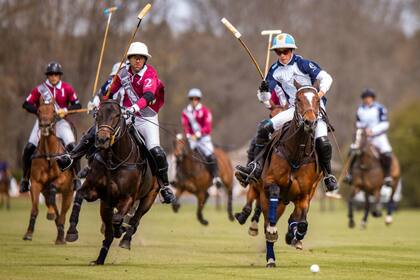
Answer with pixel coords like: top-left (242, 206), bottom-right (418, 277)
top-left (389, 100), bottom-right (420, 207)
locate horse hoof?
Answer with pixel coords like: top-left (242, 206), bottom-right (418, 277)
top-left (293, 240), bottom-right (303, 250)
top-left (199, 219), bottom-right (209, 226)
top-left (119, 239), bottom-right (131, 250)
top-left (46, 213), bottom-right (56, 221)
top-left (248, 221), bottom-right (258, 237)
top-left (55, 239), bottom-right (66, 245)
top-left (172, 202), bottom-right (180, 213)
top-left (385, 215), bottom-right (393, 226)
top-left (285, 232), bottom-right (294, 245)
top-left (348, 220), bottom-right (356, 228)
top-left (89, 260), bottom-right (103, 266)
top-left (371, 210), bottom-right (382, 218)
top-left (234, 212), bottom-right (248, 225)
top-left (65, 231), bottom-right (79, 242)
top-left (23, 233), bottom-right (33, 241)
top-left (266, 258), bottom-right (276, 268)
top-left (228, 214), bottom-right (235, 222)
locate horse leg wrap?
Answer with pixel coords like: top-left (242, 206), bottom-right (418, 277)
top-left (285, 221), bottom-right (298, 245)
top-left (28, 214), bottom-right (37, 232)
top-left (267, 184), bottom-right (280, 226)
top-left (69, 192), bottom-right (83, 225)
top-left (296, 221), bottom-right (308, 241)
top-left (48, 185), bottom-right (57, 206)
top-left (265, 225), bottom-right (278, 243)
top-left (235, 205), bottom-right (252, 225)
top-left (266, 241), bottom-right (275, 262)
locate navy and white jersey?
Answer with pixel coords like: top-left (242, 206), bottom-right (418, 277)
top-left (266, 54), bottom-right (332, 106)
top-left (99, 77), bottom-right (113, 96)
top-left (356, 102), bottom-right (389, 135)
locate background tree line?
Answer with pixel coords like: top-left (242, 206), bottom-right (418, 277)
top-left (0, 0), bottom-right (419, 205)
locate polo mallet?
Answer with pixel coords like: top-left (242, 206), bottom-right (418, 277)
top-left (105, 3), bottom-right (152, 98)
top-left (261, 30), bottom-right (282, 78)
top-left (91, 6), bottom-right (119, 98)
top-left (221, 18), bottom-right (264, 80)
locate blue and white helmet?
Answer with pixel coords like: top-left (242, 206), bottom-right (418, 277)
top-left (270, 33), bottom-right (298, 50)
top-left (109, 62), bottom-right (126, 76)
top-left (187, 88), bottom-right (202, 99)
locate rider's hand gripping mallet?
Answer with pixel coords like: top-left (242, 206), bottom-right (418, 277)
top-left (91, 6), bottom-right (119, 98)
top-left (261, 30), bottom-right (282, 77)
top-left (105, 3), bottom-right (152, 98)
top-left (221, 18), bottom-right (264, 80)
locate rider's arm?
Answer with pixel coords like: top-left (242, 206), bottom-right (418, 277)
top-left (316, 70), bottom-right (333, 95)
top-left (65, 84), bottom-right (82, 110)
top-left (371, 106), bottom-right (389, 135)
top-left (181, 112), bottom-right (193, 138)
top-left (201, 107), bottom-right (212, 135)
top-left (22, 88), bottom-right (40, 114)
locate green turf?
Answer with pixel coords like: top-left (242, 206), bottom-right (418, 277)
top-left (0, 197), bottom-right (419, 280)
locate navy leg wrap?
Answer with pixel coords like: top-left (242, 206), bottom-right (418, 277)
top-left (387, 200), bottom-right (395, 215)
top-left (266, 241), bottom-right (275, 261)
top-left (268, 198), bottom-right (278, 226)
top-left (296, 221), bottom-right (308, 241)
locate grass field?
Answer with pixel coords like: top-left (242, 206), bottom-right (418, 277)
top-left (0, 197), bottom-right (419, 280)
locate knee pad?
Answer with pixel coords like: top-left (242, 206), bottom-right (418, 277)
top-left (150, 146), bottom-right (168, 170)
top-left (316, 136), bottom-right (332, 155)
top-left (256, 119), bottom-right (274, 144)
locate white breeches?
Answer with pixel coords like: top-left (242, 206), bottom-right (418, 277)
top-left (28, 119), bottom-right (75, 146)
top-left (189, 135), bottom-right (214, 157)
top-left (270, 106), bottom-right (328, 138)
top-left (370, 134), bottom-right (392, 153)
top-left (131, 114), bottom-right (160, 150)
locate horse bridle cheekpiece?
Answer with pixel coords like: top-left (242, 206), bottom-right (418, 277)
top-left (38, 100), bottom-right (57, 136)
top-left (294, 86), bottom-right (319, 131)
top-left (97, 100), bottom-right (123, 146)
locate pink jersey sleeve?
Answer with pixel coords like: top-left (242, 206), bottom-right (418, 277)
top-left (26, 87), bottom-right (41, 106)
top-left (270, 90), bottom-right (279, 106)
top-left (181, 111), bottom-right (193, 136)
top-left (142, 68), bottom-right (158, 94)
top-left (200, 107), bottom-right (212, 135)
top-left (109, 76), bottom-right (122, 99)
top-left (63, 82), bottom-right (78, 102)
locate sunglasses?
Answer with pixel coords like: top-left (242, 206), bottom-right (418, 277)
top-left (275, 49), bottom-right (292, 55)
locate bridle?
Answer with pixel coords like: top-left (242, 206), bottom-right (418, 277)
top-left (294, 86), bottom-right (319, 132)
top-left (96, 100), bottom-right (124, 146)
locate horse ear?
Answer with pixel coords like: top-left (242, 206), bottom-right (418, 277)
top-left (294, 79), bottom-right (302, 89)
top-left (313, 79), bottom-right (320, 92)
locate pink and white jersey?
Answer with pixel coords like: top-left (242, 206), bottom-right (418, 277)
top-left (182, 103), bottom-right (212, 137)
top-left (109, 65), bottom-right (165, 113)
top-left (26, 80), bottom-right (78, 109)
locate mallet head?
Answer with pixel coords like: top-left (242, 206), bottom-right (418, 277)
top-left (261, 30), bottom-right (282, 36)
top-left (104, 6), bottom-right (118, 15)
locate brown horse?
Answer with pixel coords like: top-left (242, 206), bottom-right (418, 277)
top-left (0, 167), bottom-right (11, 210)
top-left (254, 81), bottom-right (324, 267)
top-left (234, 107), bottom-right (286, 235)
top-left (171, 134), bottom-right (234, 225)
top-left (22, 96), bottom-right (74, 244)
top-left (347, 128), bottom-right (400, 228)
top-left (65, 98), bottom-right (159, 265)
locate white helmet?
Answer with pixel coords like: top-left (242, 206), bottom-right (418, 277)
top-left (109, 62), bottom-right (126, 76)
top-left (270, 33), bottom-right (298, 50)
top-left (187, 88), bottom-right (202, 99)
top-left (127, 42), bottom-right (151, 59)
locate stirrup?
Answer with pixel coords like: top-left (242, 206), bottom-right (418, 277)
top-left (57, 154), bottom-right (73, 171)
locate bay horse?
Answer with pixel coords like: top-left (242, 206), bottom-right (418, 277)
top-left (66, 97), bottom-right (159, 265)
top-left (0, 166), bottom-right (11, 210)
top-left (22, 96), bottom-right (74, 244)
top-left (171, 134), bottom-right (234, 225)
top-left (255, 80), bottom-right (324, 267)
top-left (235, 107), bottom-right (286, 235)
top-left (347, 128), bottom-right (400, 228)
